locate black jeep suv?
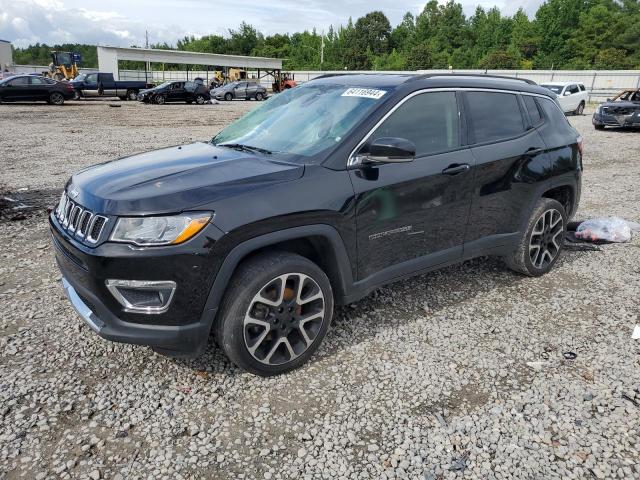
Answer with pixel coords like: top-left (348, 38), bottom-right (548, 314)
top-left (50, 74), bottom-right (582, 376)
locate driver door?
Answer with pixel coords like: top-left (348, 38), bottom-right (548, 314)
top-left (234, 82), bottom-right (248, 99)
top-left (168, 82), bottom-right (185, 101)
top-left (349, 91), bottom-right (475, 280)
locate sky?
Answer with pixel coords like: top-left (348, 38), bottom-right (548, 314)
top-left (0, 0), bottom-right (546, 48)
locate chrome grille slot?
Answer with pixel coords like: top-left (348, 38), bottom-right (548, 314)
top-left (54, 192), bottom-right (108, 244)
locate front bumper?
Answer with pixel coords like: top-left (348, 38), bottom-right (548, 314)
top-left (593, 111), bottom-right (640, 127)
top-left (50, 212), bottom-right (225, 357)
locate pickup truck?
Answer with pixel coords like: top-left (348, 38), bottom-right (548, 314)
top-left (71, 72), bottom-right (151, 100)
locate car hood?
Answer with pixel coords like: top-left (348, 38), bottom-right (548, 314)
top-left (68, 142), bottom-right (304, 215)
top-left (600, 100), bottom-right (640, 108)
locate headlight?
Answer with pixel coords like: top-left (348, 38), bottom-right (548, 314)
top-left (110, 212), bottom-right (212, 246)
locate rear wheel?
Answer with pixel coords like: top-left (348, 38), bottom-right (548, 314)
top-left (195, 94), bottom-right (206, 104)
top-left (574, 101), bottom-right (585, 115)
top-left (74, 90), bottom-right (81, 100)
top-left (49, 92), bottom-right (65, 105)
top-left (504, 198), bottom-right (567, 277)
top-left (155, 95), bottom-right (166, 105)
top-left (216, 252), bottom-right (333, 376)
top-left (127, 89), bottom-right (137, 101)
top-left (255, 92), bottom-right (264, 101)
top-left (224, 92), bottom-right (233, 101)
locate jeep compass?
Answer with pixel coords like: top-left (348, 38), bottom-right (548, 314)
top-left (50, 74), bottom-right (583, 376)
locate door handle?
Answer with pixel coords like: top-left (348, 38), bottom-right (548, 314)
top-left (525, 147), bottom-right (544, 156)
top-left (442, 164), bottom-right (470, 176)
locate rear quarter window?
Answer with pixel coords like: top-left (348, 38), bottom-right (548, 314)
top-left (523, 95), bottom-right (543, 125)
top-left (537, 97), bottom-right (576, 136)
top-left (465, 92), bottom-right (525, 144)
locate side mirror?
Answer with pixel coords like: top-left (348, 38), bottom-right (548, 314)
top-left (361, 137), bottom-right (415, 164)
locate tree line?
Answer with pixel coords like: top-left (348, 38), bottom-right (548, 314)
top-left (12, 0), bottom-right (640, 71)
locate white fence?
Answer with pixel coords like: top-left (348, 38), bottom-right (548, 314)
top-left (12, 65), bottom-right (640, 100)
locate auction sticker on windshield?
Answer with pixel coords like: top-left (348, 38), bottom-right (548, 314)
top-left (342, 88), bottom-right (386, 99)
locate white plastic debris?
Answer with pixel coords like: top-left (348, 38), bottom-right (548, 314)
top-left (574, 217), bottom-right (637, 243)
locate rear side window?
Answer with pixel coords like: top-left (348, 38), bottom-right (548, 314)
top-left (538, 97), bottom-right (573, 132)
top-left (370, 91), bottom-right (460, 157)
top-left (523, 95), bottom-right (543, 125)
top-left (465, 92), bottom-right (525, 144)
top-left (8, 77), bottom-right (29, 86)
top-left (578, 84), bottom-right (585, 91)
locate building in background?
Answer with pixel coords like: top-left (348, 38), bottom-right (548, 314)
top-left (0, 39), bottom-right (13, 71)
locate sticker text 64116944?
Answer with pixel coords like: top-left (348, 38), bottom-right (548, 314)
top-left (341, 88), bottom-right (387, 100)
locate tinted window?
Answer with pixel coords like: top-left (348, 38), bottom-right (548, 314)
top-left (30, 77), bottom-right (47, 85)
top-left (466, 92), bottom-right (525, 143)
top-left (568, 84), bottom-right (580, 94)
top-left (538, 97), bottom-right (573, 132)
top-left (578, 84), bottom-right (585, 91)
top-left (523, 95), bottom-right (542, 125)
top-left (369, 92), bottom-right (460, 157)
top-left (8, 77), bottom-right (29, 86)
top-left (85, 73), bottom-right (97, 84)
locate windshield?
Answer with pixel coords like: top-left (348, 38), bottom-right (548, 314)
top-left (155, 82), bottom-right (173, 89)
top-left (211, 83), bottom-right (389, 159)
top-left (541, 84), bottom-right (562, 94)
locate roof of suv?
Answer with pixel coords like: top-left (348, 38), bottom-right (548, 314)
top-left (310, 73), bottom-right (555, 97)
top-left (541, 81), bottom-right (585, 86)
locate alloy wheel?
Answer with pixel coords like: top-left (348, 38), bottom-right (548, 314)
top-left (196, 95), bottom-right (205, 104)
top-left (243, 272), bottom-right (325, 366)
top-left (529, 208), bottom-right (564, 269)
top-left (50, 93), bottom-right (64, 105)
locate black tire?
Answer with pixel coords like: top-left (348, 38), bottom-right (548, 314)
top-left (186, 100), bottom-right (193, 104)
top-left (73, 90), bottom-right (81, 100)
top-left (574, 101), bottom-right (585, 115)
top-left (155, 95), bottom-right (166, 105)
top-left (255, 92), bottom-right (264, 101)
top-left (594, 124), bottom-right (605, 130)
top-left (119, 96), bottom-right (127, 101)
top-left (504, 198), bottom-right (567, 277)
top-left (195, 94), bottom-right (206, 104)
top-left (49, 92), bottom-right (65, 105)
top-left (215, 252), bottom-right (333, 376)
top-left (224, 92), bottom-right (233, 101)
top-left (127, 89), bottom-right (137, 101)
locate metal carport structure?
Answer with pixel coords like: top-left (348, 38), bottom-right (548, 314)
top-left (97, 46), bottom-right (282, 82)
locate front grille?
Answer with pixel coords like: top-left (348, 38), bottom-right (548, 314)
top-left (54, 192), bottom-right (108, 244)
top-left (603, 106), bottom-right (636, 115)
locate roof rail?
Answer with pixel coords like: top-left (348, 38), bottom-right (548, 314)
top-left (413, 73), bottom-right (537, 85)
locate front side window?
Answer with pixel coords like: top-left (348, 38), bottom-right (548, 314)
top-left (367, 91), bottom-right (460, 157)
top-left (466, 91), bottom-right (525, 144)
top-left (85, 73), bottom-right (97, 85)
top-left (568, 84), bottom-right (580, 94)
top-left (212, 83), bottom-right (390, 160)
top-left (30, 76), bottom-right (47, 85)
top-left (9, 76), bottom-right (29, 86)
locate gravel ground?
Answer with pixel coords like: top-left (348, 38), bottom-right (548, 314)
top-left (1, 100), bottom-right (639, 480)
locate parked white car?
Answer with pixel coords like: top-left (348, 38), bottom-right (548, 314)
top-left (540, 82), bottom-right (588, 115)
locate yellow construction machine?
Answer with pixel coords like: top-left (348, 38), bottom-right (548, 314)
top-left (43, 51), bottom-right (81, 81)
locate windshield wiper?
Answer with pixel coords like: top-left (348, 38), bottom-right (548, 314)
top-left (217, 143), bottom-right (272, 155)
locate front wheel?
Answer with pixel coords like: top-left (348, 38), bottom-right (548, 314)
top-left (574, 101), bottom-right (585, 115)
top-left (216, 252), bottom-right (333, 376)
top-left (504, 198), bottom-right (567, 276)
top-left (49, 92), bottom-right (65, 105)
top-left (154, 95), bottom-right (165, 105)
top-left (224, 92), bottom-right (233, 101)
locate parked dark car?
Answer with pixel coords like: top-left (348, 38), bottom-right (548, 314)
top-left (0, 74), bottom-right (75, 105)
top-left (592, 88), bottom-right (640, 130)
top-left (210, 81), bottom-right (267, 101)
top-left (71, 72), bottom-right (149, 101)
top-left (50, 74), bottom-right (582, 376)
top-left (137, 81), bottom-right (210, 104)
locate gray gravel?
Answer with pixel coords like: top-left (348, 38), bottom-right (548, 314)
top-left (1, 100), bottom-right (639, 479)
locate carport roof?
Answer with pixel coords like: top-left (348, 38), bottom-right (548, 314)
top-left (97, 45), bottom-right (282, 70)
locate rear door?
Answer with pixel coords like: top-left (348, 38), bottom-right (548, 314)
top-left (463, 90), bottom-right (549, 249)
top-left (351, 90), bottom-right (475, 279)
top-left (564, 84), bottom-right (581, 111)
top-left (29, 76), bottom-right (50, 99)
top-left (246, 82), bottom-right (258, 98)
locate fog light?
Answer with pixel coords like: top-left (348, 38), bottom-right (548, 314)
top-left (106, 279), bottom-right (176, 314)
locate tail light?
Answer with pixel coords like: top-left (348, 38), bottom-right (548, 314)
top-left (66, 83), bottom-right (74, 91)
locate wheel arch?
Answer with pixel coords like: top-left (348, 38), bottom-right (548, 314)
top-left (203, 225), bottom-right (355, 317)
top-left (541, 184), bottom-right (575, 217)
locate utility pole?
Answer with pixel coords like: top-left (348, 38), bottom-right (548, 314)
top-left (145, 30), bottom-right (150, 84)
